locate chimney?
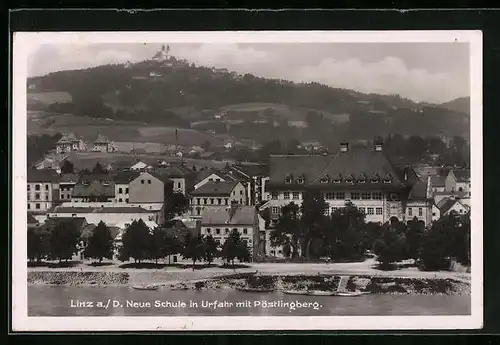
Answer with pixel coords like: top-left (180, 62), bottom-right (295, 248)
top-left (340, 142), bottom-right (349, 153)
top-left (374, 137), bottom-right (383, 152)
top-left (403, 165), bottom-right (409, 181)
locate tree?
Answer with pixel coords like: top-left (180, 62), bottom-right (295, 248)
top-left (84, 221), bottom-right (114, 263)
top-left (300, 190), bottom-right (329, 259)
top-left (92, 162), bottom-right (106, 174)
top-left (405, 217), bottom-right (426, 260)
top-left (203, 235), bottom-right (219, 264)
top-left (327, 202), bottom-right (367, 260)
top-left (221, 229), bottom-right (249, 269)
top-left (164, 192), bottom-right (190, 224)
top-left (118, 220), bottom-right (152, 263)
top-left (372, 222), bottom-right (407, 269)
top-left (27, 227), bottom-right (50, 263)
top-left (149, 227), bottom-right (167, 264)
top-left (60, 160), bottom-right (74, 174)
top-left (163, 233), bottom-right (184, 264)
top-left (201, 140), bottom-right (212, 152)
top-left (49, 221), bottom-right (81, 263)
top-left (183, 233), bottom-right (205, 270)
top-left (270, 202), bottom-right (301, 259)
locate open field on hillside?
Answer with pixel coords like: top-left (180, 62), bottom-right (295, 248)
top-left (27, 91), bottom-right (73, 105)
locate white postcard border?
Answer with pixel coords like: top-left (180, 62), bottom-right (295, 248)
top-left (12, 30), bottom-right (483, 332)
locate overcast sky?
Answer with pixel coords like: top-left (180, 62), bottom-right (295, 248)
top-left (28, 42), bottom-right (470, 104)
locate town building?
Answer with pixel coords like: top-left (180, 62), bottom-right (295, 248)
top-left (152, 44), bottom-right (170, 62)
top-left (190, 181), bottom-right (247, 218)
top-left (430, 175), bottom-right (446, 193)
top-left (59, 173), bottom-right (79, 201)
top-left (200, 204), bottom-right (259, 257)
top-left (223, 164), bottom-right (269, 206)
top-left (47, 206), bottom-right (161, 229)
top-left (128, 171), bottom-right (174, 207)
top-left (130, 161), bottom-right (153, 172)
top-left (93, 134), bottom-right (117, 153)
top-left (193, 169), bottom-right (229, 190)
top-left (33, 154), bottom-right (68, 174)
top-left (27, 169), bottom-right (60, 212)
top-left (55, 133), bottom-right (87, 154)
top-left (445, 169), bottom-right (471, 195)
top-left (266, 142), bottom-right (419, 225)
top-left (437, 198), bottom-right (470, 217)
top-left (112, 171), bottom-right (140, 203)
top-left (156, 165), bottom-right (196, 195)
top-left (405, 176), bottom-right (433, 226)
top-left (71, 174), bottom-right (115, 203)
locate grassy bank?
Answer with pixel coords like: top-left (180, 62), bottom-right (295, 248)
top-left (28, 271), bottom-right (470, 296)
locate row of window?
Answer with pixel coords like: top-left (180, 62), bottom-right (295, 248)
top-left (326, 207), bottom-right (384, 216)
top-left (284, 176), bottom-right (392, 185)
top-left (27, 193), bottom-right (49, 201)
top-left (408, 207), bottom-right (424, 217)
top-left (205, 228), bottom-right (249, 235)
top-left (27, 203), bottom-right (42, 210)
top-left (27, 184), bottom-right (49, 191)
top-left (118, 187), bottom-right (130, 194)
top-left (194, 198), bottom-right (230, 206)
top-left (272, 191), bottom-right (385, 200)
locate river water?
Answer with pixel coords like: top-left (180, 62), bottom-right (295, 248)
top-left (28, 286), bottom-right (471, 316)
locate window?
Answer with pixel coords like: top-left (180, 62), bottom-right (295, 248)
top-left (177, 182), bottom-right (181, 188)
top-left (206, 228), bottom-right (211, 234)
top-left (359, 207), bottom-right (365, 214)
top-left (45, 184), bottom-right (49, 190)
top-left (203, 198), bottom-right (207, 204)
top-left (432, 212), bottom-right (436, 216)
top-left (271, 192), bottom-right (278, 200)
top-left (125, 188), bottom-right (129, 193)
top-left (45, 195), bottom-right (49, 200)
top-left (27, 185), bottom-right (30, 191)
top-left (325, 192), bottom-right (334, 200)
top-left (323, 208), bottom-right (329, 215)
top-left (215, 240), bottom-right (221, 246)
top-left (35, 203), bottom-right (40, 209)
top-left (383, 178), bottom-right (391, 184)
top-left (459, 187), bottom-right (463, 192)
top-left (243, 228), bottom-right (248, 234)
top-left (372, 192), bottom-right (382, 200)
top-left (210, 198), bottom-right (214, 205)
top-left (119, 198), bottom-right (122, 202)
top-left (335, 192), bottom-right (345, 200)
top-left (351, 192), bottom-right (360, 200)
top-left (331, 207), bottom-right (338, 213)
top-left (216, 228), bottom-right (221, 235)
top-left (225, 228), bottom-right (229, 234)
top-left (370, 178), bottom-right (379, 183)
top-left (141, 180), bottom-right (144, 184)
top-left (272, 206), bottom-right (280, 214)
top-left (418, 208), bottom-right (423, 216)
top-left (285, 177), bottom-right (292, 184)
top-left (125, 198), bottom-right (129, 203)
top-left (361, 192), bottom-right (371, 200)
top-left (293, 192), bottom-right (299, 200)
top-left (27, 204), bottom-right (30, 210)
top-left (376, 207), bottom-right (383, 215)
top-left (297, 177), bottom-right (304, 184)
top-left (225, 199), bottom-right (229, 205)
top-left (320, 176), bottom-right (329, 184)
top-left (197, 208), bottom-right (201, 216)
top-left (196, 198), bottom-right (201, 205)
top-left (209, 178), bottom-right (213, 182)
top-left (119, 188), bottom-right (123, 193)
top-left (148, 180), bottom-right (151, 184)
top-left (408, 208), bottom-right (413, 216)
top-left (35, 184), bottom-right (40, 191)
top-left (240, 190), bottom-right (243, 196)
top-left (367, 207), bottom-right (374, 215)
top-left (35, 193), bottom-right (40, 200)
top-left (346, 178), bottom-right (353, 184)
top-left (284, 192), bottom-right (290, 200)
top-left (218, 198), bottom-right (222, 205)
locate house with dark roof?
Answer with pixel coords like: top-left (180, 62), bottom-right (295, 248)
top-left (55, 132), bottom-right (87, 154)
top-left (27, 169), bottom-right (60, 212)
top-left (71, 173), bottom-right (115, 203)
top-left (406, 176), bottom-right (433, 226)
top-left (430, 175), bottom-right (447, 193)
top-left (58, 173), bottom-right (79, 202)
top-left (438, 197), bottom-right (470, 217)
top-left (266, 141), bottom-right (418, 224)
top-left (445, 169), bottom-right (471, 196)
top-left (224, 164), bottom-right (269, 206)
top-left (156, 165), bottom-right (196, 195)
top-left (200, 205), bottom-right (258, 257)
top-left (190, 181), bottom-right (246, 218)
top-left (112, 171), bottom-right (141, 203)
top-left (92, 134), bottom-right (117, 153)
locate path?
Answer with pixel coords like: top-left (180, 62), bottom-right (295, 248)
top-left (337, 276), bottom-right (349, 292)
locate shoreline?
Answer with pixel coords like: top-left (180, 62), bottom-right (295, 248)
top-left (28, 271), bottom-right (471, 296)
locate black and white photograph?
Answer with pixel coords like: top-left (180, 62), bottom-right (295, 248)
top-left (12, 31), bottom-right (483, 331)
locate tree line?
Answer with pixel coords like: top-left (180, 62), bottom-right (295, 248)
top-left (28, 219), bottom-right (251, 270)
top-left (270, 191), bottom-right (470, 270)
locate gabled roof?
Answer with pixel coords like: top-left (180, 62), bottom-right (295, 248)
top-left (147, 171), bottom-right (173, 184)
top-left (408, 179), bottom-right (430, 201)
top-left (72, 181), bottom-right (115, 198)
top-left (112, 171), bottom-right (141, 184)
top-left (430, 175), bottom-right (446, 187)
top-left (201, 206), bottom-right (256, 226)
top-left (439, 198), bottom-right (461, 215)
top-left (57, 132), bottom-right (79, 144)
top-left (191, 181), bottom-right (240, 196)
top-left (268, 148), bottom-right (409, 188)
top-left (59, 173), bottom-right (79, 183)
top-left (27, 169), bottom-right (59, 183)
top-left (452, 169), bottom-right (470, 182)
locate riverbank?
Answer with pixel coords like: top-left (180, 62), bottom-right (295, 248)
top-left (27, 271), bottom-right (470, 296)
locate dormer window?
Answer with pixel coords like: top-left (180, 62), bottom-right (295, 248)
top-left (357, 173), bottom-right (367, 184)
top-left (333, 173), bottom-right (342, 184)
top-left (370, 175), bottom-right (380, 183)
top-left (320, 175), bottom-right (330, 184)
top-left (345, 174), bottom-right (355, 184)
top-left (296, 176), bottom-right (304, 184)
top-left (383, 173), bottom-right (392, 184)
top-left (285, 176), bottom-right (293, 184)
